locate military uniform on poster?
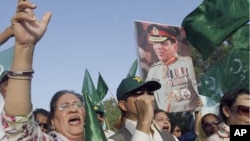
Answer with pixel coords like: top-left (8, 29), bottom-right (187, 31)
top-left (146, 56), bottom-right (200, 112)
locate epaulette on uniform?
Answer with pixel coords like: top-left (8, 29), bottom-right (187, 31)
top-left (178, 56), bottom-right (192, 61)
top-left (150, 61), bottom-right (162, 68)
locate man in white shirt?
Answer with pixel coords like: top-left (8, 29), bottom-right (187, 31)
top-left (108, 76), bottom-right (175, 141)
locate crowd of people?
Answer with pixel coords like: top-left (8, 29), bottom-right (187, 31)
top-left (0, 0), bottom-right (249, 141)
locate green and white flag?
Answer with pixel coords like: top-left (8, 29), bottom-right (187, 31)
top-left (127, 59), bottom-right (138, 78)
top-left (198, 24), bottom-right (249, 103)
top-left (82, 69), bottom-right (107, 141)
top-left (83, 91), bottom-right (106, 141)
top-left (182, 0), bottom-right (249, 59)
top-left (97, 72), bottom-right (109, 101)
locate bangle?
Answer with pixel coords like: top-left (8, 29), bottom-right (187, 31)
top-left (7, 74), bottom-right (33, 80)
top-left (8, 69), bottom-right (34, 77)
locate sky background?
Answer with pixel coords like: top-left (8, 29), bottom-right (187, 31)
top-left (0, 0), bottom-right (203, 110)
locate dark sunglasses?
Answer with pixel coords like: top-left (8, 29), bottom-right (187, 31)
top-left (202, 120), bottom-right (220, 128)
top-left (122, 90), bottom-right (154, 100)
top-left (133, 90), bottom-right (154, 95)
top-left (37, 121), bottom-right (49, 130)
top-left (231, 105), bottom-right (250, 117)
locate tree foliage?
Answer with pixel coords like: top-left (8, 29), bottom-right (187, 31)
top-left (190, 40), bottom-right (233, 80)
top-left (103, 97), bottom-right (121, 132)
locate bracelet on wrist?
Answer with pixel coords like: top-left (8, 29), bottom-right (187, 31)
top-left (7, 74), bottom-right (33, 80)
top-left (7, 69), bottom-right (34, 77)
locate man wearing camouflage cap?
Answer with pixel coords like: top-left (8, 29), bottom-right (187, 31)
top-left (146, 24), bottom-right (200, 112)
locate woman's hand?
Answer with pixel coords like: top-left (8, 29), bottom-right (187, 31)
top-left (12, 0), bottom-right (52, 45)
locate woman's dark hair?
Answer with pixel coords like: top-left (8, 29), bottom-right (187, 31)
top-left (48, 90), bottom-right (84, 125)
top-left (170, 122), bottom-right (180, 134)
top-left (219, 88), bottom-right (249, 123)
top-left (33, 108), bottom-right (50, 121)
top-left (201, 113), bottom-right (220, 128)
top-left (154, 109), bottom-right (168, 119)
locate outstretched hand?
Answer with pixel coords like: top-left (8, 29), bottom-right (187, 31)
top-left (12, 0), bottom-right (52, 45)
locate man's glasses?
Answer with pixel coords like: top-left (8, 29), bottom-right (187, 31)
top-left (122, 89), bottom-right (154, 100)
top-left (36, 121), bottom-right (49, 130)
top-left (202, 120), bottom-right (220, 128)
top-left (58, 102), bottom-right (83, 111)
top-left (133, 90), bottom-right (154, 95)
top-left (231, 105), bottom-right (250, 117)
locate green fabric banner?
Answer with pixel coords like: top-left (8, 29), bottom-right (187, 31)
top-left (127, 59), bottom-right (138, 77)
top-left (82, 69), bottom-right (107, 141)
top-left (83, 92), bottom-right (107, 141)
top-left (182, 0), bottom-right (249, 59)
top-left (97, 72), bottom-right (108, 101)
top-left (198, 24), bottom-right (249, 102)
top-left (82, 69), bottom-right (99, 103)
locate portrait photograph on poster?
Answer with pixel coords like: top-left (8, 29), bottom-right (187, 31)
top-left (134, 21), bottom-right (201, 113)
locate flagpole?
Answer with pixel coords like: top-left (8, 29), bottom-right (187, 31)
top-left (104, 118), bottom-right (111, 130)
top-left (108, 88), bottom-right (118, 103)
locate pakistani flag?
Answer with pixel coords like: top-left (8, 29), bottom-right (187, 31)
top-left (198, 24), bottom-right (249, 103)
top-left (82, 69), bottom-right (107, 141)
top-left (97, 72), bottom-right (109, 101)
top-left (127, 59), bottom-right (138, 77)
top-left (83, 69), bottom-right (108, 109)
top-left (182, 0), bottom-right (249, 59)
top-left (83, 91), bottom-right (107, 141)
top-left (83, 69), bottom-right (99, 102)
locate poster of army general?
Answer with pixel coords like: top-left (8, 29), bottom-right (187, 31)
top-left (134, 21), bottom-right (201, 112)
